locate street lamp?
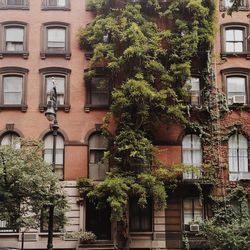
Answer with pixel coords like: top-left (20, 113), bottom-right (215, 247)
top-left (45, 78), bottom-right (59, 250)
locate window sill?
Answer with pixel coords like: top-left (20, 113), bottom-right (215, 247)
top-left (84, 104), bottom-right (110, 112)
top-left (221, 52), bottom-right (250, 60)
top-left (40, 51), bottom-right (71, 60)
top-left (0, 104), bottom-right (27, 112)
top-left (0, 6), bottom-right (29, 10)
top-left (0, 51), bottom-right (29, 59)
top-left (39, 104), bottom-right (70, 113)
top-left (41, 7), bottom-right (70, 11)
top-left (219, 6), bottom-right (249, 12)
top-left (84, 51), bottom-right (93, 60)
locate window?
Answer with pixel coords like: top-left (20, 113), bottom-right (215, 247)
top-left (0, 22), bottom-right (28, 59)
top-left (221, 23), bottom-right (249, 58)
top-left (41, 0), bottom-right (70, 10)
top-left (220, 0), bottom-right (248, 11)
top-left (0, 0), bottom-right (29, 9)
top-left (227, 76), bottom-right (246, 104)
top-left (88, 133), bottom-right (108, 180)
top-left (0, 67), bottom-right (28, 111)
top-left (183, 198), bottom-right (203, 230)
top-left (185, 77), bottom-right (201, 105)
top-left (44, 133), bottom-right (64, 180)
top-left (182, 134), bottom-right (202, 180)
top-left (41, 22), bottom-right (70, 59)
top-left (0, 132), bottom-right (20, 149)
top-left (129, 198), bottom-right (152, 232)
top-left (222, 68), bottom-right (250, 105)
top-left (85, 69), bottom-right (111, 111)
top-left (0, 131), bottom-right (20, 232)
top-left (228, 134), bottom-right (249, 181)
top-left (39, 67), bottom-right (71, 112)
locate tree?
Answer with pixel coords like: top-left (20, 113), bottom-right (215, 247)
top-left (201, 186), bottom-right (250, 250)
top-left (0, 139), bottom-right (67, 230)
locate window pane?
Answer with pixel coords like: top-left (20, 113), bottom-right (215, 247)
top-left (227, 77), bottom-right (246, 94)
top-left (89, 134), bottom-right (108, 149)
top-left (234, 42), bottom-right (243, 52)
top-left (7, 0), bottom-right (24, 5)
top-left (190, 78), bottom-right (200, 91)
top-left (58, 0), bottom-right (66, 6)
top-left (47, 28), bottom-right (65, 48)
top-left (226, 42), bottom-right (234, 52)
top-left (182, 135), bottom-right (192, 149)
top-left (224, 0), bottom-right (233, 8)
top-left (235, 29), bottom-right (243, 41)
top-left (226, 29), bottom-right (234, 41)
top-left (3, 76), bottom-right (22, 105)
top-left (6, 27), bottom-right (24, 42)
top-left (1, 133), bottom-right (20, 149)
top-left (91, 77), bottom-right (109, 105)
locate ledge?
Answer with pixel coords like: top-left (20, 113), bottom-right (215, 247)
top-left (221, 52), bottom-right (250, 60)
top-left (84, 104), bottom-right (110, 112)
top-left (0, 51), bottom-right (29, 59)
top-left (40, 51), bottom-right (71, 60)
top-left (39, 104), bottom-right (70, 113)
top-left (0, 104), bottom-right (28, 112)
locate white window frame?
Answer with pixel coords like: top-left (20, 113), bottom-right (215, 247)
top-left (182, 134), bottom-right (202, 180)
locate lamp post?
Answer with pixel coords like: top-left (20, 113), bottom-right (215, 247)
top-left (45, 78), bottom-right (59, 250)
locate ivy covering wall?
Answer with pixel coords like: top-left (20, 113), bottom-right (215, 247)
top-left (78, 0), bottom-right (215, 221)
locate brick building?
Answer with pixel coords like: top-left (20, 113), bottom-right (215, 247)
top-left (0, 0), bottom-right (249, 250)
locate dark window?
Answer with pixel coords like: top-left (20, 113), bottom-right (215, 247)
top-left (221, 68), bottom-right (250, 105)
top-left (182, 134), bottom-right (202, 180)
top-left (41, 0), bottom-right (70, 10)
top-left (39, 67), bottom-right (71, 112)
top-left (0, 22), bottom-right (28, 59)
top-left (0, 67), bottom-right (28, 111)
top-left (43, 133), bottom-right (64, 180)
top-left (129, 199), bottom-right (152, 232)
top-left (84, 69), bottom-right (111, 111)
top-left (41, 22), bottom-right (70, 59)
top-left (183, 198), bottom-right (203, 230)
top-left (88, 132), bottom-right (108, 181)
top-left (0, 0), bottom-right (29, 9)
top-left (221, 23), bottom-right (249, 59)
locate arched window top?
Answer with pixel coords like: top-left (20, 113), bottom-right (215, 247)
top-left (89, 133), bottom-right (108, 149)
top-left (229, 134), bottom-right (248, 149)
top-left (182, 134), bottom-right (201, 149)
top-left (0, 132), bottom-right (20, 148)
top-left (44, 133), bottom-right (64, 148)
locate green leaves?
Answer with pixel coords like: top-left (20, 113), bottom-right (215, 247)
top-left (0, 139), bottom-right (67, 230)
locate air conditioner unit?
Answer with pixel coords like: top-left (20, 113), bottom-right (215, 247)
top-left (190, 224), bottom-right (199, 232)
top-left (232, 95), bottom-right (246, 104)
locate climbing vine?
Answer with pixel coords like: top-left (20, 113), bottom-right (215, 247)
top-left (78, 0), bottom-right (218, 241)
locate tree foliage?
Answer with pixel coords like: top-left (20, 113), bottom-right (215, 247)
top-left (201, 186), bottom-right (250, 250)
top-left (0, 139), bottom-right (67, 230)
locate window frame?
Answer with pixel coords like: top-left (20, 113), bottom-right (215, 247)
top-left (219, 0), bottom-right (249, 11)
top-left (182, 198), bottom-right (204, 231)
top-left (84, 68), bottom-right (111, 111)
top-left (221, 67), bottom-right (250, 105)
top-left (43, 132), bottom-right (65, 180)
top-left (228, 133), bottom-right (249, 174)
top-left (182, 134), bottom-right (202, 180)
top-left (88, 132), bottom-right (109, 181)
top-left (0, 21), bottom-right (28, 59)
top-left (0, 0), bottom-right (29, 10)
top-left (185, 76), bottom-right (202, 106)
top-left (41, 0), bottom-right (70, 11)
top-left (40, 22), bottom-right (71, 60)
top-left (129, 198), bottom-right (152, 233)
top-left (39, 67), bottom-right (71, 112)
top-left (0, 67), bottom-right (28, 111)
top-left (221, 23), bottom-right (250, 59)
